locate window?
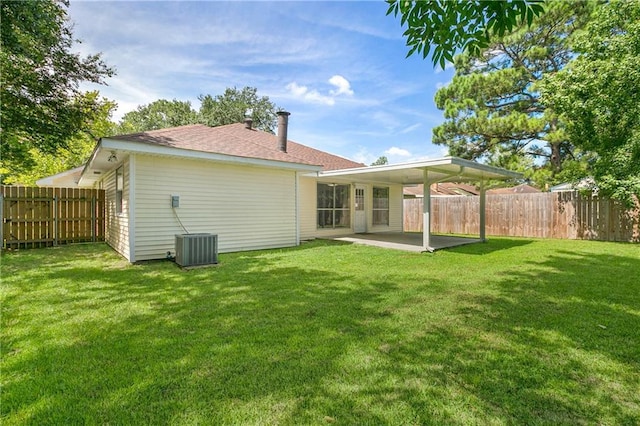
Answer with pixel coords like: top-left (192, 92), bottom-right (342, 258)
top-left (372, 187), bottom-right (389, 225)
top-left (115, 166), bottom-right (123, 214)
top-left (355, 187), bottom-right (365, 211)
top-left (317, 183), bottom-right (350, 228)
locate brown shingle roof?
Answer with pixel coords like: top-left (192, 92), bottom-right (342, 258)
top-left (112, 123), bottom-right (364, 171)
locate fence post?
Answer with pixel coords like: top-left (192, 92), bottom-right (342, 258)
top-left (479, 181), bottom-right (486, 242)
top-left (53, 195), bottom-right (58, 246)
top-left (0, 193), bottom-right (3, 249)
top-left (91, 195), bottom-right (96, 242)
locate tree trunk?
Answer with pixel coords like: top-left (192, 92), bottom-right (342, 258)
top-left (550, 142), bottom-right (562, 174)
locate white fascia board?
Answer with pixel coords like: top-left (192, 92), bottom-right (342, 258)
top-left (317, 156), bottom-right (521, 181)
top-left (319, 157), bottom-right (456, 178)
top-left (35, 165), bottom-right (84, 186)
top-left (102, 138), bottom-right (322, 172)
top-left (77, 139), bottom-right (104, 187)
top-left (449, 157), bottom-right (522, 179)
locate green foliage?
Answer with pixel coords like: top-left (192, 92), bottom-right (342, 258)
top-left (198, 87), bottom-right (278, 133)
top-left (432, 1), bottom-right (592, 187)
top-left (541, 1), bottom-right (640, 205)
top-left (0, 0), bottom-right (114, 170)
top-left (371, 156), bottom-right (388, 166)
top-left (3, 239), bottom-right (639, 423)
top-left (116, 87), bottom-right (279, 134)
top-left (117, 99), bottom-right (198, 134)
top-left (386, 0), bottom-right (545, 67)
top-left (1, 92), bottom-right (117, 185)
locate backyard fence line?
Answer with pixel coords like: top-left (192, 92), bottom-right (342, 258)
top-left (404, 191), bottom-right (640, 243)
top-left (1, 186), bottom-right (106, 249)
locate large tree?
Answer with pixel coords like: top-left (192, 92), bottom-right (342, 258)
top-left (117, 87), bottom-right (279, 134)
top-left (198, 87), bottom-right (278, 133)
top-left (431, 1), bottom-right (592, 186)
top-left (541, 1), bottom-right (640, 204)
top-left (371, 156), bottom-right (388, 166)
top-left (386, 0), bottom-right (545, 67)
top-left (2, 92), bottom-right (117, 185)
top-left (117, 99), bottom-right (198, 134)
top-left (0, 0), bottom-right (114, 176)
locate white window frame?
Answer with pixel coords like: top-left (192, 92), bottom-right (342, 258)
top-left (317, 183), bottom-right (351, 229)
top-left (372, 186), bottom-right (389, 226)
top-left (115, 166), bottom-right (123, 214)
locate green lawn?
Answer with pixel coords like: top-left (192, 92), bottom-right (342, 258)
top-left (1, 238), bottom-right (639, 425)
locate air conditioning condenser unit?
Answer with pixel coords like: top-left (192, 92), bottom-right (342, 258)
top-left (175, 233), bottom-right (218, 267)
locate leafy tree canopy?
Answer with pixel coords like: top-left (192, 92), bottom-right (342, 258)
top-left (0, 0), bottom-right (114, 171)
top-left (117, 99), bottom-right (198, 134)
top-left (386, 0), bottom-right (545, 67)
top-left (2, 92), bottom-right (117, 185)
top-left (371, 156), bottom-right (389, 166)
top-left (198, 87), bottom-right (278, 133)
top-left (117, 87), bottom-right (280, 134)
top-left (432, 1), bottom-right (592, 188)
top-left (541, 1), bottom-right (640, 205)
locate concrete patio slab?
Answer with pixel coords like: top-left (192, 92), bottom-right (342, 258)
top-left (328, 233), bottom-right (483, 253)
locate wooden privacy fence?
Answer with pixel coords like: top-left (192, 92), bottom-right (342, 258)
top-left (404, 191), bottom-right (640, 243)
top-left (1, 186), bottom-right (105, 249)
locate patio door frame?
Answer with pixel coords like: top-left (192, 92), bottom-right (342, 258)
top-left (354, 184), bottom-right (367, 233)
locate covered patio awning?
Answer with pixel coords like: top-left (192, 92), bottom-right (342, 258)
top-left (318, 156), bottom-right (521, 185)
top-left (316, 157), bottom-right (522, 252)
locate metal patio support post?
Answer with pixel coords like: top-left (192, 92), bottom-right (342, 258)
top-left (479, 180), bottom-right (486, 242)
top-left (423, 169), bottom-right (432, 251)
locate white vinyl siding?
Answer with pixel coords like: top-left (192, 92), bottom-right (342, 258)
top-left (133, 155), bottom-right (298, 261)
top-left (101, 158), bottom-right (131, 261)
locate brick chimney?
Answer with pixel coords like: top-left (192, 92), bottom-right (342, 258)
top-left (277, 111), bottom-right (290, 153)
top-left (244, 117), bottom-right (253, 130)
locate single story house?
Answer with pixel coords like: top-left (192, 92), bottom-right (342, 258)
top-left (403, 182), bottom-right (540, 198)
top-left (49, 112), bottom-right (520, 262)
top-left (403, 182), bottom-right (480, 198)
top-left (550, 178), bottom-right (595, 192)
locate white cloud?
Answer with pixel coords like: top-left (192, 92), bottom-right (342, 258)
top-left (352, 147), bottom-right (378, 166)
top-left (385, 146), bottom-right (412, 157)
top-left (400, 123), bottom-right (422, 134)
top-left (285, 75), bottom-right (354, 106)
top-left (286, 82), bottom-right (335, 106)
top-left (368, 110), bottom-right (400, 130)
top-left (286, 82), bottom-right (308, 97)
top-left (329, 75), bottom-right (354, 96)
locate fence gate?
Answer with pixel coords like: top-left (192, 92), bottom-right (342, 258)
top-left (1, 186), bottom-right (105, 249)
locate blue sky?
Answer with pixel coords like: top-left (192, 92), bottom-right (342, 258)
top-left (68, 1), bottom-right (455, 165)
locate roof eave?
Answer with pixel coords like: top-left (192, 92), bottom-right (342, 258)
top-left (78, 137), bottom-right (322, 186)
